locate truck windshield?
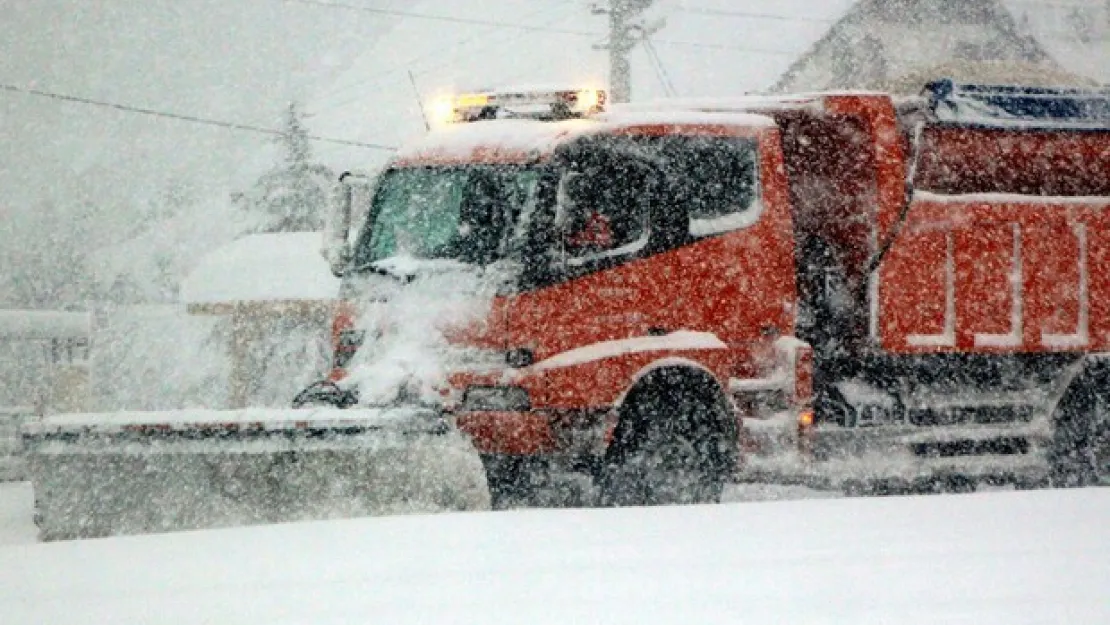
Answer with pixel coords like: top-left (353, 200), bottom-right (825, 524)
top-left (353, 165), bottom-right (538, 267)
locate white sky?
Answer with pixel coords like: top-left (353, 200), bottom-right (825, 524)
top-left (306, 0), bottom-right (850, 172)
top-left (2, 1), bottom-right (1105, 217)
top-left (0, 0), bottom-right (400, 208)
top-left (0, 0), bottom-right (850, 213)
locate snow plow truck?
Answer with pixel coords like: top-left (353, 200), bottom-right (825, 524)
top-left (23, 80), bottom-right (1110, 539)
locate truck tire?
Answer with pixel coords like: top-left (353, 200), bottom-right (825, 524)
top-left (480, 454), bottom-right (590, 510)
top-left (598, 368), bottom-right (737, 507)
top-left (481, 454), bottom-right (545, 510)
top-left (1050, 360), bottom-right (1110, 487)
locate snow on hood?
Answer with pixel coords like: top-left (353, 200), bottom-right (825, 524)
top-left (342, 259), bottom-right (508, 406)
top-left (367, 254), bottom-right (472, 279)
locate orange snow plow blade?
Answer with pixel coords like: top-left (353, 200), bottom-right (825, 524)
top-left (21, 408), bottom-right (488, 541)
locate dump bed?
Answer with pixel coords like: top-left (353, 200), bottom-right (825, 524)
top-left (879, 82), bottom-right (1110, 355)
top-left (879, 190), bottom-right (1109, 354)
top-left (774, 81), bottom-right (1110, 357)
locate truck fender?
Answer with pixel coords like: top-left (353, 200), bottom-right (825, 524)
top-left (1048, 353), bottom-right (1110, 486)
top-left (606, 359), bottom-right (737, 467)
top-left (612, 357), bottom-right (726, 413)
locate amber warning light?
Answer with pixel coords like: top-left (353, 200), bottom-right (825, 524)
top-left (429, 87), bottom-right (607, 126)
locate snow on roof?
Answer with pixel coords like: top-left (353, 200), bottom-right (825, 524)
top-left (774, 0), bottom-right (1109, 94)
top-left (611, 96), bottom-right (826, 116)
top-left (393, 110), bottom-right (779, 166)
top-left (181, 232), bottom-right (340, 306)
top-left (0, 310), bottom-right (90, 340)
top-left (878, 60), bottom-right (1098, 94)
top-left (1001, 0), bottom-right (1110, 84)
top-left (393, 119), bottom-right (599, 165)
top-left (599, 110), bottom-right (779, 129)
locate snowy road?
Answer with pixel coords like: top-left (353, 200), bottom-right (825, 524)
top-left (0, 482), bottom-right (35, 547)
top-left (1, 482), bottom-right (1107, 624)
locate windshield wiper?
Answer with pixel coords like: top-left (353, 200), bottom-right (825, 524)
top-left (347, 262), bottom-right (414, 283)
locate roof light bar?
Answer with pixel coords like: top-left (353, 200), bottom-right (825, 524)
top-left (431, 87), bottom-right (607, 125)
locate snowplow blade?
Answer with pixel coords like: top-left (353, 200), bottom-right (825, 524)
top-left (21, 408), bottom-right (489, 541)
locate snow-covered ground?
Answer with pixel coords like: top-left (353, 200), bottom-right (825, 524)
top-left (0, 482), bottom-right (35, 547)
top-left (1, 481), bottom-right (1107, 624)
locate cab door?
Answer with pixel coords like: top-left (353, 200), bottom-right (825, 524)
top-left (505, 126), bottom-right (796, 405)
top-left (507, 135), bottom-right (658, 368)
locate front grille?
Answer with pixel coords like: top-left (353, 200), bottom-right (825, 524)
top-left (333, 330), bottom-right (365, 369)
top-left (906, 404), bottom-right (1038, 427)
top-left (911, 437), bottom-right (1030, 457)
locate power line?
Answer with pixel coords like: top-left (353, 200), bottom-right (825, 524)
top-left (288, 0), bottom-right (796, 54)
top-left (287, 0), bottom-right (600, 35)
top-left (0, 82), bottom-right (397, 152)
top-left (668, 4), bottom-right (834, 23)
top-left (299, 0), bottom-right (804, 115)
top-left (643, 37), bottom-right (678, 96)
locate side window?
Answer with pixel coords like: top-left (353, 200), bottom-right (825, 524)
top-left (659, 136), bottom-right (761, 237)
top-left (453, 171), bottom-right (509, 264)
top-left (556, 160), bottom-right (649, 263)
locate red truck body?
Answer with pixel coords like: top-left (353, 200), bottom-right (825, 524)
top-left (331, 82), bottom-right (1110, 501)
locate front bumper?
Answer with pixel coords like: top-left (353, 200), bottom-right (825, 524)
top-left (740, 414), bottom-right (1052, 490)
top-left (452, 408), bottom-right (611, 458)
top-left (453, 410), bottom-right (558, 455)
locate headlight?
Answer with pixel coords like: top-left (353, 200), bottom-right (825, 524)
top-left (333, 329), bottom-right (365, 369)
top-left (461, 386), bottom-right (531, 412)
top-left (505, 347), bottom-right (535, 368)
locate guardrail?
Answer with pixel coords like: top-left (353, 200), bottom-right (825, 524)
top-left (0, 407), bottom-right (34, 481)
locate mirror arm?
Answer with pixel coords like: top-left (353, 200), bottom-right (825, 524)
top-left (325, 171), bottom-right (375, 277)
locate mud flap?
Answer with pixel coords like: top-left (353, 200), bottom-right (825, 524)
top-left (1050, 356), bottom-right (1110, 487)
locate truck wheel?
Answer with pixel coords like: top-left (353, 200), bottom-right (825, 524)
top-left (479, 454), bottom-right (589, 510)
top-left (480, 454), bottom-right (539, 510)
top-left (1050, 361), bottom-right (1110, 487)
top-left (598, 369), bottom-right (737, 507)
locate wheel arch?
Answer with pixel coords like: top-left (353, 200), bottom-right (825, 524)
top-left (1049, 353), bottom-right (1110, 486)
top-left (606, 358), bottom-right (737, 463)
top-left (613, 357), bottom-right (731, 414)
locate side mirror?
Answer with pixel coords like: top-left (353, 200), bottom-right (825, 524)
top-left (323, 171), bottom-right (375, 277)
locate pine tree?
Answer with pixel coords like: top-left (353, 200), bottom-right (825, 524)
top-left (0, 200), bottom-right (94, 309)
top-left (244, 103), bottom-right (335, 233)
top-left (1067, 6), bottom-right (1095, 42)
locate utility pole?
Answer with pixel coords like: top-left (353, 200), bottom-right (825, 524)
top-left (592, 0), bottom-right (660, 103)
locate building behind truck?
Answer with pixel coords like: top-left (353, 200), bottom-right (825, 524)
top-left (1, 310), bottom-right (90, 481)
